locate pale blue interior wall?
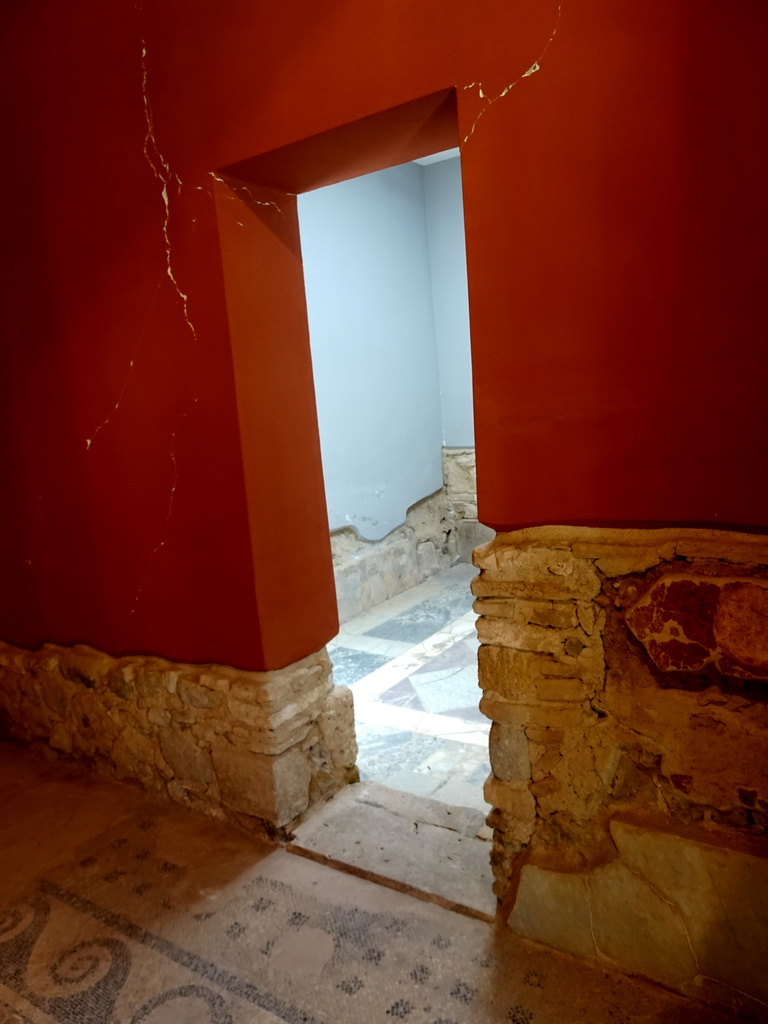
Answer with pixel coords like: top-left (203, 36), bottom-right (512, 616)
top-left (298, 163), bottom-right (443, 541)
top-left (423, 157), bottom-right (475, 447)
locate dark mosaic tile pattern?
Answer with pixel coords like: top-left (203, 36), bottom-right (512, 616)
top-left (0, 752), bottom-right (739, 1024)
top-left (0, 819), bottom-right (536, 1024)
top-left (330, 647), bottom-right (391, 685)
top-left (365, 590), bottom-right (474, 645)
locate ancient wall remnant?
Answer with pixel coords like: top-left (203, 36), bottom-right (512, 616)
top-left (331, 490), bottom-right (458, 623)
top-left (442, 448), bottom-right (495, 562)
top-left (474, 526), bottom-right (768, 1015)
top-left (331, 449), bottom-right (495, 624)
top-left (0, 642), bottom-right (357, 836)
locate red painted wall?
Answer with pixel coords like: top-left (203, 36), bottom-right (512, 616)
top-left (0, 0), bottom-right (765, 670)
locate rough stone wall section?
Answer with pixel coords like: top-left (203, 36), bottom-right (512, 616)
top-left (474, 526), bottom-right (768, 1014)
top-left (442, 448), bottom-right (495, 562)
top-left (331, 490), bottom-right (458, 623)
top-left (442, 447), bottom-right (478, 521)
top-left (0, 642), bottom-right (357, 836)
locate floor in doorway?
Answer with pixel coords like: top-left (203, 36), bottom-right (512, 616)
top-left (0, 744), bottom-right (743, 1024)
top-left (327, 564), bottom-right (490, 812)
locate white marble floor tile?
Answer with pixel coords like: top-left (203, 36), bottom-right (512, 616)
top-left (354, 697), bottom-right (489, 746)
top-left (349, 624), bottom-right (479, 702)
top-left (327, 633), bottom-right (412, 658)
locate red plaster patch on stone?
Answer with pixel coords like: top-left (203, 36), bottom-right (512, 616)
top-left (625, 574), bottom-right (768, 679)
top-left (646, 638), bottom-right (711, 673)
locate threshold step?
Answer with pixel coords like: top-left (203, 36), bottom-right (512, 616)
top-left (288, 781), bottom-right (496, 921)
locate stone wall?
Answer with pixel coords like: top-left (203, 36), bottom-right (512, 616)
top-left (442, 448), bottom-right (495, 562)
top-left (331, 490), bottom-right (458, 623)
top-left (0, 641), bottom-right (357, 836)
top-left (474, 526), bottom-right (768, 1016)
top-left (331, 450), bottom-right (495, 624)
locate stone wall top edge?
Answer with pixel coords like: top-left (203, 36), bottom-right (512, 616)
top-left (0, 637), bottom-right (331, 680)
top-left (473, 525), bottom-right (768, 562)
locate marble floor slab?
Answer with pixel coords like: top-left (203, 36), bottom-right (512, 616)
top-left (329, 565), bottom-right (491, 812)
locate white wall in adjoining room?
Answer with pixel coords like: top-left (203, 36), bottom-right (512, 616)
top-left (423, 155), bottom-right (474, 448)
top-left (297, 152), bottom-right (473, 543)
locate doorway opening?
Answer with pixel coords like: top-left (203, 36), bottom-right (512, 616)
top-left (296, 149), bottom-right (493, 812)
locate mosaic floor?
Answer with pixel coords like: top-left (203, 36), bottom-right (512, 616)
top-left (327, 565), bottom-right (490, 811)
top-left (0, 745), bottom-right (740, 1024)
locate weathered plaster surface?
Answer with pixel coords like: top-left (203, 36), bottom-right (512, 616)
top-left (475, 526), bottom-right (768, 1014)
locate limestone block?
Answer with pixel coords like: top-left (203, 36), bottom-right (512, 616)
top-left (483, 776), bottom-right (536, 821)
top-left (360, 573), bottom-right (387, 609)
top-left (416, 540), bottom-right (440, 575)
top-left (40, 677), bottom-right (70, 719)
top-left (449, 497), bottom-right (478, 520)
top-left (489, 722), bottom-right (531, 783)
top-left (474, 598), bottom-right (577, 630)
top-left (212, 741), bottom-right (311, 827)
top-left (575, 601), bottom-right (597, 635)
top-left (57, 645), bottom-right (113, 689)
top-left (334, 565), bottom-right (364, 622)
top-left (478, 695), bottom-right (532, 726)
top-left (135, 668), bottom-right (169, 700)
top-left (111, 726), bottom-right (160, 788)
top-left (525, 724), bottom-right (563, 745)
top-left (177, 679), bottom-right (221, 709)
top-left (610, 820), bottom-right (768, 1003)
top-left (473, 548), bottom-right (602, 601)
top-left (158, 729), bottom-right (214, 791)
top-left (509, 866), bottom-right (596, 961)
top-left (570, 539), bottom-right (673, 567)
top-left (108, 666), bottom-right (136, 701)
top-left (510, 855), bottom-right (700, 995)
top-left (317, 685), bottom-right (357, 770)
top-left (590, 858), bottom-right (698, 991)
top-left (170, 709), bottom-right (198, 726)
top-left (478, 645), bottom-right (582, 701)
top-left (197, 673), bottom-right (231, 693)
top-left (147, 707), bottom-right (172, 728)
top-left (69, 693), bottom-right (119, 755)
top-left (227, 718), bottom-right (313, 758)
top-left (532, 746), bottom-right (561, 777)
top-left (534, 678), bottom-right (587, 703)
top-left (674, 534), bottom-right (768, 562)
top-left (593, 551), bottom-right (666, 577)
top-left (442, 447), bottom-right (476, 497)
top-left (528, 705), bottom-right (586, 729)
top-left (228, 650), bottom-right (331, 709)
top-left (227, 676), bottom-right (328, 743)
